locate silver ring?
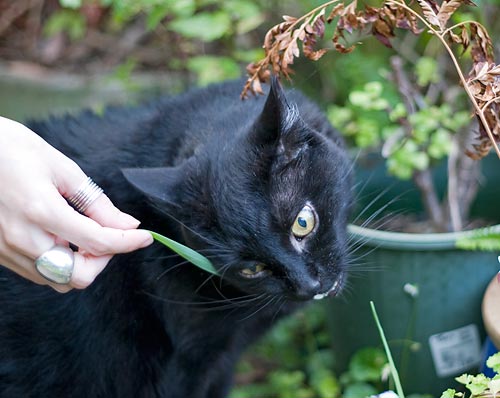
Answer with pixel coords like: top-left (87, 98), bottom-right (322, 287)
top-left (35, 245), bottom-right (75, 284)
top-left (67, 177), bottom-right (103, 213)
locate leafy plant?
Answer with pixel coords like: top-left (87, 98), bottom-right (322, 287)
top-left (456, 226), bottom-right (500, 251)
top-left (34, 0), bottom-right (267, 85)
top-left (441, 353), bottom-right (500, 398)
top-left (233, 304), bottom-right (390, 398)
top-left (242, 0), bottom-right (500, 232)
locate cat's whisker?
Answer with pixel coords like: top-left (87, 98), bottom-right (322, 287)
top-left (149, 204), bottom-right (227, 250)
top-left (237, 295), bottom-right (278, 323)
top-left (140, 289), bottom-right (264, 311)
top-left (194, 273), bottom-right (216, 295)
top-left (271, 297), bottom-right (288, 323)
top-left (217, 261), bottom-right (238, 289)
top-left (153, 259), bottom-right (193, 281)
top-left (344, 258), bottom-right (382, 272)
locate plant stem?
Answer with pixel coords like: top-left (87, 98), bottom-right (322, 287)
top-left (370, 301), bottom-right (405, 398)
top-left (413, 169), bottom-right (445, 230)
top-left (447, 137), bottom-right (463, 231)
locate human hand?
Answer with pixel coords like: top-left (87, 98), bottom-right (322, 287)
top-left (0, 116), bottom-right (153, 292)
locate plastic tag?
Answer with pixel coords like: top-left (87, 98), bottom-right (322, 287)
top-left (428, 324), bottom-right (482, 378)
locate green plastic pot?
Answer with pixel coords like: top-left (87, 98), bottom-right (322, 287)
top-left (328, 223), bottom-right (499, 396)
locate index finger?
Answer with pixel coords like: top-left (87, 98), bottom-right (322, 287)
top-left (41, 190), bottom-right (153, 256)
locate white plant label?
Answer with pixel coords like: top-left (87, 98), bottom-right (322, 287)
top-left (429, 324), bottom-right (482, 378)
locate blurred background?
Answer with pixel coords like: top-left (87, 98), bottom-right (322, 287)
top-left (2, 1), bottom-right (500, 397)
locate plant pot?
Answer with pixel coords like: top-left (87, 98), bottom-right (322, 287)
top-left (328, 225), bottom-right (499, 396)
top-left (327, 157), bottom-right (500, 396)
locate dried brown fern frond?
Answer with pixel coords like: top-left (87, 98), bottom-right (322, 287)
top-left (242, 0), bottom-right (500, 160)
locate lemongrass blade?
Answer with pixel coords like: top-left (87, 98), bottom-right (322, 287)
top-left (370, 301), bottom-right (405, 398)
top-left (149, 231), bottom-right (219, 275)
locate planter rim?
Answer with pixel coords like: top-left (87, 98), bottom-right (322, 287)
top-left (347, 223), bottom-right (500, 251)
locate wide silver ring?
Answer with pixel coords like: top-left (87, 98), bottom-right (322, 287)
top-left (35, 245), bottom-right (75, 284)
top-left (67, 177), bottom-right (103, 213)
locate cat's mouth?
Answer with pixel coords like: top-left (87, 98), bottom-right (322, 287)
top-left (312, 273), bottom-right (344, 300)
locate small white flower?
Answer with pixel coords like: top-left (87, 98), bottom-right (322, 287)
top-left (403, 283), bottom-right (419, 298)
top-left (371, 390), bottom-right (400, 398)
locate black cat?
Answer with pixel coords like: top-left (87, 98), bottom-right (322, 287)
top-left (0, 78), bottom-right (351, 397)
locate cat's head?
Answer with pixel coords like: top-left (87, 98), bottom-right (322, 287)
top-left (123, 78), bottom-right (352, 302)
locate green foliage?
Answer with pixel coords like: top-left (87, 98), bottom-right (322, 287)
top-left (439, 353), bottom-right (500, 398)
top-left (187, 56), bottom-right (241, 85)
top-left (486, 353), bottom-right (500, 373)
top-left (55, 0), bottom-right (266, 85)
top-left (59, 0), bottom-right (82, 9)
top-left (456, 374), bottom-right (490, 396)
top-left (415, 58), bottom-right (439, 86)
top-left (44, 9), bottom-right (86, 41)
top-left (343, 382), bottom-right (379, 398)
top-left (346, 347), bottom-right (388, 383)
top-left (328, 58), bottom-right (471, 181)
top-left (233, 305), bottom-right (389, 398)
top-left (456, 227), bottom-right (500, 251)
top-left (169, 11), bottom-right (232, 41)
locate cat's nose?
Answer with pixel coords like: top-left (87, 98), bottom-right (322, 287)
top-left (294, 278), bottom-right (322, 301)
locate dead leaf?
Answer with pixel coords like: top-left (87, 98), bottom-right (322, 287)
top-left (416, 0), bottom-right (441, 28)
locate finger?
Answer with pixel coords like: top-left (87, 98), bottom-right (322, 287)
top-left (69, 252), bottom-right (111, 289)
top-left (1, 222), bottom-right (55, 260)
top-left (84, 193), bottom-right (141, 230)
top-left (0, 252), bottom-right (72, 293)
top-left (40, 190), bottom-right (153, 255)
top-left (56, 170), bottom-right (141, 230)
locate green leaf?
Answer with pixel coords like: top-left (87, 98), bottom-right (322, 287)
top-left (465, 374), bottom-right (489, 395)
top-left (456, 227), bottom-right (500, 251)
top-left (146, 0), bottom-right (196, 30)
top-left (348, 347), bottom-right (387, 382)
top-left (44, 10), bottom-right (86, 41)
top-left (440, 389), bottom-right (457, 398)
top-left (455, 374), bottom-right (473, 385)
top-left (234, 48), bottom-right (265, 63)
top-left (187, 56), bottom-right (240, 86)
top-left (59, 0), bottom-right (81, 9)
top-left (349, 91), bottom-right (373, 109)
top-left (169, 11), bottom-right (232, 41)
top-left (343, 382), bottom-right (378, 398)
top-left (327, 106), bottom-right (353, 128)
top-left (149, 231), bottom-right (219, 275)
top-left (428, 128), bottom-right (451, 159)
top-left (415, 57), bottom-right (439, 86)
top-left (487, 353), bottom-right (500, 373)
top-left (223, 0), bottom-right (265, 34)
top-left (389, 103), bottom-right (407, 121)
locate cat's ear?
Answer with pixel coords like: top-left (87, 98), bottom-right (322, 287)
top-left (251, 76), bottom-right (298, 145)
top-left (121, 166), bottom-right (182, 203)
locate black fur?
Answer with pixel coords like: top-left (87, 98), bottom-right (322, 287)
top-left (0, 79), bottom-right (351, 397)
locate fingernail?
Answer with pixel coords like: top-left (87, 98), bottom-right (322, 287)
top-left (139, 231), bottom-right (154, 247)
top-left (120, 213), bottom-right (141, 228)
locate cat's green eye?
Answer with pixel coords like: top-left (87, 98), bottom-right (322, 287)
top-left (292, 205), bottom-right (315, 238)
top-left (240, 263), bottom-right (268, 279)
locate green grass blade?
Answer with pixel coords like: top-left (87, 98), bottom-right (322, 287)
top-left (370, 301), bottom-right (405, 398)
top-left (149, 231), bottom-right (219, 276)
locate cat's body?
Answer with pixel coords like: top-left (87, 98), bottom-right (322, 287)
top-left (0, 79), bottom-right (351, 397)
